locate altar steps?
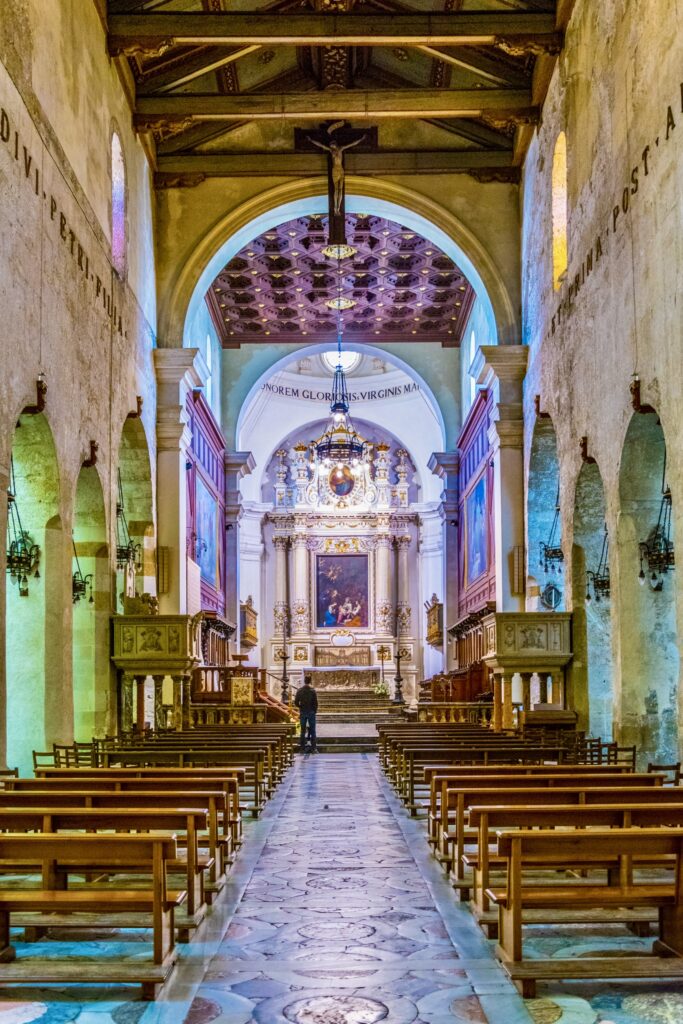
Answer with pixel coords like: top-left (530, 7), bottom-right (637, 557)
top-left (314, 735), bottom-right (379, 754)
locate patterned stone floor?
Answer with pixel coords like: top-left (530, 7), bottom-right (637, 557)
top-left (175, 753), bottom-right (532, 1024)
top-left (0, 755), bottom-right (680, 1024)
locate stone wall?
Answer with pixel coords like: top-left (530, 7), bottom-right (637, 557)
top-left (522, 0), bottom-right (683, 757)
top-left (0, 1), bottom-right (157, 768)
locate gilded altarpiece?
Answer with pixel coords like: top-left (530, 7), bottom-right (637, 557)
top-left (264, 437), bottom-right (419, 696)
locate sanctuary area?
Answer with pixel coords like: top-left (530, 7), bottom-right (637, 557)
top-left (0, 1), bottom-right (682, 1022)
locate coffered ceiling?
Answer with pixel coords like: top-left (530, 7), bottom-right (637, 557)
top-left (206, 212), bottom-right (476, 347)
top-left (106, 0), bottom-right (574, 187)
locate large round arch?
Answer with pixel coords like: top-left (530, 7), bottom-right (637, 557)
top-left (159, 177), bottom-right (519, 353)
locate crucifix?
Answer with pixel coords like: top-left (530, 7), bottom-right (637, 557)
top-left (298, 121), bottom-right (371, 246)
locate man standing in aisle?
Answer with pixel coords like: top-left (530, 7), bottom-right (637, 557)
top-left (295, 674), bottom-right (318, 754)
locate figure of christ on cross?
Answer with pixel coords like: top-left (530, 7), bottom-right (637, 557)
top-left (301, 121), bottom-right (370, 239)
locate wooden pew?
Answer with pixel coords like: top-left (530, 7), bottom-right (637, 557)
top-left (424, 764), bottom-right (632, 844)
top-left (0, 833), bottom-right (184, 999)
top-left (0, 789), bottom-right (230, 893)
top-left (436, 778), bottom-right (666, 880)
top-left (26, 770), bottom-right (243, 850)
top-left (100, 747), bottom-right (267, 813)
top-left (467, 802), bottom-right (683, 930)
top-left (0, 807), bottom-right (209, 935)
top-left (487, 828), bottom-right (683, 997)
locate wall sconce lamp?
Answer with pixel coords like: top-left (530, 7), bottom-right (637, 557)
top-left (6, 456), bottom-right (40, 597)
top-left (638, 450), bottom-right (674, 591)
top-left (586, 523), bottom-right (610, 603)
top-left (72, 536), bottom-right (94, 605)
top-left (539, 485), bottom-right (564, 575)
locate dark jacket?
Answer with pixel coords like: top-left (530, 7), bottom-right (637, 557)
top-left (295, 683), bottom-right (318, 713)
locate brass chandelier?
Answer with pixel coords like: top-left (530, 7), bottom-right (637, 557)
top-left (585, 523), bottom-right (610, 603)
top-left (314, 258), bottom-right (366, 469)
top-left (116, 469), bottom-right (142, 572)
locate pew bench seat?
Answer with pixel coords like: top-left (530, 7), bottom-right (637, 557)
top-left (501, 956), bottom-right (683, 1000)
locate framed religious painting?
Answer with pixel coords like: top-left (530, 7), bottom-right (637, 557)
top-left (195, 474), bottom-right (219, 588)
top-left (464, 473), bottom-right (488, 586)
top-left (316, 554), bottom-right (369, 629)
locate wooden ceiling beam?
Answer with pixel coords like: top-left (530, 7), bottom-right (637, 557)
top-left (140, 45), bottom-right (260, 94)
top-left (135, 88), bottom-right (535, 124)
top-left (109, 12), bottom-right (560, 50)
top-left (156, 148), bottom-right (516, 177)
top-left (416, 45), bottom-right (528, 87)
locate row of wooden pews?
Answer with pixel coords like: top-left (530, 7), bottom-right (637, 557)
top-left (0, 723), bottom-right (294, 999)
top-left (379, 722), bottom-right (683, 997)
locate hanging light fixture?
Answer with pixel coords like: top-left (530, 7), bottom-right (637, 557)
top-left (72, 536), bottom-right (94, 605)
top-left (539, 485), bottom-right (564, 574)
top-left (585, 523), bottom-right (610, 602)
top-left (314, 258), bottom-right (367, 471)
top-left (6, 456), bottom-right (40, 598)
top-left (638, 448), bottom-right (675, 591)
top-left (116, 469), bottom-right (142, 572)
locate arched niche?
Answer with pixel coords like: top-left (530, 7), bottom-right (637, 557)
top-left (616, 412), bottom-right (679, 763)
top-left (527, 418), bottom-right (564, 611)
top-left (5, 413), bottom-right (63, 774)
top-left (571, 461), bottom-right (613, 740)
top-left (116, 418), bottom-right (155, 609)
top-left (72, 466), bottom-right (111, 740)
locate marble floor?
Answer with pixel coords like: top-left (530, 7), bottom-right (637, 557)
top-left (0, 756), bottom-right (680, 1024)
top-left (175, 753), bottom-right (532, 1024)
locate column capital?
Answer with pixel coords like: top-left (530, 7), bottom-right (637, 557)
top-left (472, 344), bottom-right (528, 388)
top-left (224, 450), bottom-right (256, 478)
top-left (394, 534), bottom-right (411, 549)
top-left (156, 405), bottom-right (192, 452)
top-left (273, 535), bottom-right (290, 550)
top-left (428, 451), bottom-right (460, 480)
top-left (154, 347), bottom-right (208, 390)
top-left (488, 418), bottom-right (524, 451)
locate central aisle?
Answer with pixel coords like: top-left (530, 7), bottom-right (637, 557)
top-left (180, 754), bottom-right (532, 1024)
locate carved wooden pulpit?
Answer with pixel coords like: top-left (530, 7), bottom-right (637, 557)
top-left (111, 612), bottom-right (201, 732)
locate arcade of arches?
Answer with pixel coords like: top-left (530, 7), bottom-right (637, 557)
top-left (0, 1), bottom-right (682, 1021)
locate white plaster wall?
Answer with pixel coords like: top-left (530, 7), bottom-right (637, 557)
top-left (521, 0), bottom-right (683, 753)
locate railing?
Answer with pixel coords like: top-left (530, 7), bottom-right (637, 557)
top-left (416, 702), bottom-right (496, 726)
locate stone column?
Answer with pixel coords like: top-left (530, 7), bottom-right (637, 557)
top-left (492, 673), bottom-right (503, 732)
top-left (375, 524), bottom-right (393, 635)
top-left (120, 673), bottom-right (134, 732)
top-left (153, 674), bottom-right (165, 731)
top-left (395, 534), bottom-right (412, 636)
top-left (502, 674), bottom-right (515, 730)
top-left (225, 452), bottom-right (256, 646)
top-left (471, 346), bottom-right (528, 612)
top-left (291, 529), bottom-right (310, 635)
top-left (135, 675), bottom-right (146, 732)
top-left (154, 349), bottom-right (208, 615)
top-left (172, 675), bottom-right (184, 731)
top-left (418, 507), bottom-right (445, 679)
top-left (272, 535), bottom-right (290, 634)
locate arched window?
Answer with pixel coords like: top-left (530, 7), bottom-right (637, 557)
top-left (111, 131), bottom-right (126, 277)
top-left (551, 131), bottom-right (568, 290)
